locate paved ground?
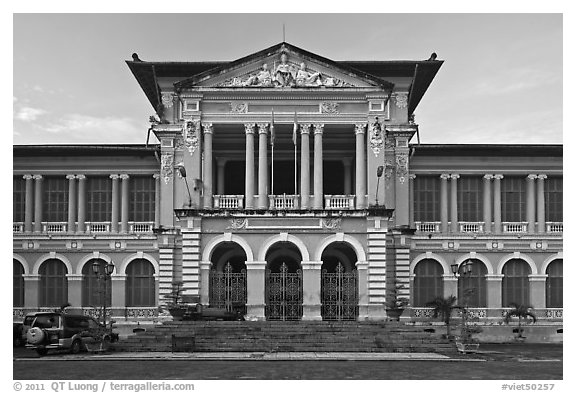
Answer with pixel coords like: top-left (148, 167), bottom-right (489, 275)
top-left (13, 343), bottom-right (562, 380)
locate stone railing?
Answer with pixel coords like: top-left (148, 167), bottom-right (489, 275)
top-left (43, 222), bottom-right (68, 233)
top-left (415, 221), bottom-right (441, 233)
top-left (86, 222), bottom-right (111, 233)
top-left (546, 222), bottom-right (563, 233)
top-left (324, 195), bottom-right (355, 210)
top-left (502, 222), bottom-right (528, 233)
top-left (269, 194), bottom-right (300, 210)
top-left (213, 195), bottom-right (244, 209)
top-left (13, 222), bottom-right (24, 233)
top-left (129, 221), bottom-right (154, 233)
top-left (458, 221), bottom-right (485, 233)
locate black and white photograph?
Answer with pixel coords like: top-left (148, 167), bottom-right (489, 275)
top-left (8, 5), bottom-right (566, 389)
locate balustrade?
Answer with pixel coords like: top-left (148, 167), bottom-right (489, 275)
top-left (13, 222), bottom-right (24, 233)
top-left (415, 221), bottom-right (441, 233)
top-left (458, 221), bottom-right (485, 233)
top-left (128, 221), bottom-right (154, 233)
top-left (86, 222), bottom-right (111, 233)
top-left (546, 222), bottom-right (563, 233)
top-left (324, 195), bottom-right (355, 210)
top-left (269, 194), bottom-right (300, 210)
top-left (502, 222), bottom-right (528, 233)
top-left (42, 222), bottom-right (68, 233)
top-left (213, 195), bottom-right (244, 209)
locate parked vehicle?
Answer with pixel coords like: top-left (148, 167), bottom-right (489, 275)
top-left (26, 312), bottom-right (117, 356)
top-left (13, 322), bottom-right (24, 347)
top-left (183, 304), bottom-right (244, 321)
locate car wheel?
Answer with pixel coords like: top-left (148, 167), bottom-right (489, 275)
top-left (70, 339), bottom-right (82, 354)
top-left (26, 327), bottom-right (45, 345)
top-left (36, 348), bottom-right (48, 356)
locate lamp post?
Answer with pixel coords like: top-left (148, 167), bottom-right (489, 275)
top-left (176, 164), bottom-right (193, 208)
top-left (451, 260), bottom-right (474, 337)
top-left (375, 165), bottom-right (384, 206)
top-left (92, 261), bottom-right (115, 329)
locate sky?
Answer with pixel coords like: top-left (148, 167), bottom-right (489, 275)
top-left (12, 13), bottom-right (563, 145)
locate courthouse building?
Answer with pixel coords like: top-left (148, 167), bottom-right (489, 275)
top-left (13, 42), bottom-right (562, 323)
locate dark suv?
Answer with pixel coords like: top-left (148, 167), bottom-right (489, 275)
top-left (26, 312), bottom-right (116, 356)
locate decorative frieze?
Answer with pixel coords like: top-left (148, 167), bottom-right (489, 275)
top-left (230, 102), bottom-right (248, 114)
top-left (183, 120), bottom-right (200, 155)
top-left (227, 218), bottom-right (248, 230)
top-left (394, 92), bottom-right (408, 109)
top-left (369, 119), bottom-right (384, 157)
top-left (320, 102), bottom-right (339, 114)
top-left (396, 153), bottom-right (409, 183)
top-left (321, 218), bottom-right (342, 230)
top-left (161, 153), bottom-right (174, 184)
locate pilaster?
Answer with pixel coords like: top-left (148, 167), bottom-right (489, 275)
top-left (301, 261), bottom-right (322, 320)
top-left (528, 274), bottom-right (547, 308)
top-left (111, 275), bottom-right (127, 309)
top-left (245, 260), bottom-right (267, 320)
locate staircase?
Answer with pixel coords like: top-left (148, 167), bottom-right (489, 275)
top-left (114, 321), bottom-right (456, 354)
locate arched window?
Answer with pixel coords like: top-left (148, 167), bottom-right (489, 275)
top-left (126, 259), bottom-right (155, 307)
top-left (13, 260), bottom-right (25, 307)
top-left (502, 259), bottom-right (530, 307)
top-left (546, 259), bottom-right (562, 308)
top-left (457, 259), bottom-right (487, 307)
top-left (39, 259), bottom-right (68, 307)
top-left (413, 259), bottom-right (444, 307)
top-left (82, 259), bottom-right (112, 307)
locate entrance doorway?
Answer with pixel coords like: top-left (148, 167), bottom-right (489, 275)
top-left (265, 242), bottom-right (303, 320)
top-left (321, 242), bottom-right (358, 321)
top-left (209, 242), bottom-right (247, 315)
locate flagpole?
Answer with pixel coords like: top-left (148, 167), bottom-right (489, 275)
top-left (271, 110), bottom-right (274, 196)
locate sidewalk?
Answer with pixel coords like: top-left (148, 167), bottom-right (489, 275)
top-left (14, 351), bottom-right (485, 361)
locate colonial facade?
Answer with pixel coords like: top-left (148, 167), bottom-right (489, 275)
top-left (13, 43), bottom-right (562, 324)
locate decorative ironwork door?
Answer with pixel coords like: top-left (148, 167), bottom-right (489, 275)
top-left (265, 262), bottom-right (303, 320)
top-left (209, 262), bottom-right (247, 315)
top-left (321, 262), bottom-right (358, 320)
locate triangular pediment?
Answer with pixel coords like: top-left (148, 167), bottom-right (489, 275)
top-left (175, 42), bottom-right (393, 90)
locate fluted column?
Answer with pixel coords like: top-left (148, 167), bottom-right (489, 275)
top-left (77, 175), bottom-right (86, 233)
top-left (537, 174), bottom-right (547, 233)
top-left (526, 174), bottom-right (537, 233)
top-left (409, 174), bottom-right (416, 227)
top-left (493, 174), bottom-right (503, 234)
top-left (153, 174), bottom-right (161, 228)
top-left (23, 174), bottom-right (34, 233)
top-left (450, 174), bottom-right (459, 232)
top-left (355, 123), bottom-right (367, 209)
top-left (33, 175), bottom-right (43, 233)
top-left (109, 174), bottom-right (120, 233)
top-left (483, 175), bottom-right (493, 232)
top-left (66, 174), bottom-right (77, 233)
top-left (257, 123), bottom-right (269, 209)
top-left (120, 174), bottom-right (130, 233)
top-left (244, 123), bottom-right (255, 209)
top-left (313, 123), bottom-right (324, 209)
top-left (202, 123), bottom-right (214, 209)
top-left (440, 174), bottom-right (449, 233)
top-left (300, 124), bottom-right (311, 209)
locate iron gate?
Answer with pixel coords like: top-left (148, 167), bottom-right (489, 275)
top-left (265, 262), bottom-right (303, 320)
top-left (321, 262), bottom-right (358, 320)
top-left (209, 262), bottom-right (247, 315)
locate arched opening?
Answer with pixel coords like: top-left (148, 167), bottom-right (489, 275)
top-left (546, 259), bottom-right (562, 308)
top-left (82, 259), bottom-right (112, 307)
top-left (502, 259), bottom-right (530, 307)
top-left (209, 242), bottom-right (247, 315)
top-left (457, 259), bottom-right (487, 307)
top-left (320, 242), bottom-right (358, 320)
top-left (413, 259), bottom-right (444, 307)
top-left (265, 242), bottom-right (303, 320)
top-left (13, 259), bottom-right (25, 307)
top-left (39, 259), bottom-right (68, 307)
top-left (126, 259), bottom-right (156, 307)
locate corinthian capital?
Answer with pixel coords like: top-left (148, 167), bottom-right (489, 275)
top-left (483, 174), bottom-right (494, 180)
top-left (440, 174), bottom-right (451, 180)
top-left (109, 174), bottom-right (120, 180)
top-left (23, 174), bottom-right (34, 180)
top-left (244, 123), bottom-right (255, 135)
top-left (32, 174), bottom-right (43, 180)
top-left (354, 123), bottom-right (366, 135)
top-left (493, 174), bottom-right (504, 180)
top-left (300, 124), bottom-right (311, 135)
top-left (66, 174), bottom-right (76, 180)
top-left (257, 123), bottom-right (269, 134)
top-left (313, 124), bottom-right (324, 134)
top-left (119, 174), bottom-right (130, 180)
top-left (537, 174), bottom-right (548, 180)
top-left (450, 174), bottom-right (460, 180)
top-left (202, 123), bottom-right (213, 134)
top-left (527, 174), bottom-right (538, 180)
top-left (76, 174), bottom-right (86, 180)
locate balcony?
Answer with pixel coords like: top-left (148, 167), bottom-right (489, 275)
top-left (13, 221), bottom-right (155, 235)
top-left (325, 195), bottom-right (356, 210)
top-left (414, 221), bottom-right (441, 233)
top-left (13, 222), bottom-right (23, 233)
top-left (43, 222), bottom-right (68, 233)
top-left (502, 222), bottom-right (528, 233)
top-left (546, 222), bottom-right (563, 233)
top-left (86, 222), bottom-right (111, 233)
top-left (269, 194), bottom-right (300, 210)
top-left (458, 221), bottom-right (485, 233)
top-left (213, 195), bottom-right (244, 209)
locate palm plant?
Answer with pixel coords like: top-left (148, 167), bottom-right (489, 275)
top-left (426, 295), bottom-right (460, 339)
top-left (503, 303), bottom-right (537, 339)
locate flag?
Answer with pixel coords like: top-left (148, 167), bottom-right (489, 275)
top-left (292, 112), bottom-right (298, 145)
top-left (270, 109), bottom-right (275, 146)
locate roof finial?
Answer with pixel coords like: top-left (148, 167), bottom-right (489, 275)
top-left (283, 23), bottom-right (286, 42)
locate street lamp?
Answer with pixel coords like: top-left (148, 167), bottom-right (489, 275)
top-left (92, 261), bottom-right (115, 329)
top-left (375, 165), bottom-right (384, 206)
top-left (176, 164), bottom-right (193, 208)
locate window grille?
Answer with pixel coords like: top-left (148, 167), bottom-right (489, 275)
top-left (413, 259), bottom-right (444, 307)
top-left (42, 176), bottom-right (68, 222)
top-left (546, 259), bottom-right (563, 308)
top-left (126, 259), bottom-right (156, 307)
top-left (502, 259), bottom-right (530, 307)
top-left (87, 176), bottom-right (112, 222)
top-left (545, 177), bottom-right (562, 222)
top-left (129, 176), bottom-right (155, 222)
top-left (39, 259), bottom-right (68, 307)
top-left (414, 176), bottom-right (441, 222)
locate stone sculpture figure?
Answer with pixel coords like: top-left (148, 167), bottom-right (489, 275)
top-left (296, 62), bottom-right (322, 86)
top-left (274, 53), bottom-right (297, 87)
top-left (244, 63), bottom-right (272, 86)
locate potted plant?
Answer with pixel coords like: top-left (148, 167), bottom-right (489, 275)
top-left (425, 295), bottom-right (459, 340)
top-left (503, 303), bottom-right (537, 342)
top-left (384, 281), bottom-right (409, 321)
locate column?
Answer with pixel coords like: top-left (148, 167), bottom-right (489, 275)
top-left (483, 174), bottom-right (493, 232)
top-left (257, 123), bottom-right (268, 209)
top-left (244, 124), bottom-right (255, 209)
top-left (300, 124), bottom-right (311, 209)
top-left (33, 175), bottom-right (43, 233)
top-left (301, 261), bottom-right (322, 320)
top-left (537, 174), bottom-right (547, 233)
top-left (217, 160), bottom-right (226, 195)
top-left (77, 175), bottom-right (86, 233)
top-left (110, 174), bottom-right (120, 233)
top-left (245, 261), bottom-right (267, 320)
top-left (343, 159), bottom-right (352, 195)
top-left (23, 174), bottom-right (34, 233)
top-left (526, 174), bottom-right (537, 233)
top-left (313, 123), bottom-right (324, 209)
top-left (355, 123), bottom-right (366, 208)
top-left (199, 261), bottom-right (212, 305)
top-left (493, 174), bottom-right (503, 234)
top-left (66, 175), bottom-right (77, 233)
top-left (450, 174), bottom-right (459, 232)
top-left (153, 174), bottom-right (161, 228)
top-left (120, 174), bottom-right (130, 233)
top-left (440, 174), bottom-right (449, 233)
top-left (202, 123), bottom-right (214, 209)
top-left (528, 275), bottom-right (547, 308)
top-left (408, 174), bottom-right (416, 227)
